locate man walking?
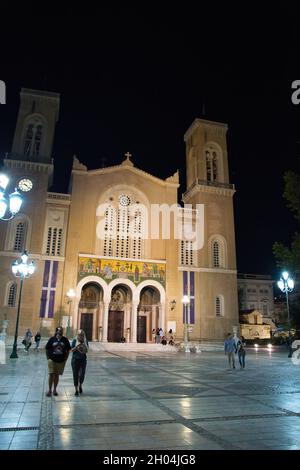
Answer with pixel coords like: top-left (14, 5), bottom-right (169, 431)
top-left (45, 326), bottom-right (71, 397)
top-left (224, 333), bottom-right (237, 369)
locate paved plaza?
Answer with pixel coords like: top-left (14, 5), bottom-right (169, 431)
top-left (1, 343), bottom-right (300, 450)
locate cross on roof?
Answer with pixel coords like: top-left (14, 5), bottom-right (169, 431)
top-left (124, 151), bottom-right (132, 160)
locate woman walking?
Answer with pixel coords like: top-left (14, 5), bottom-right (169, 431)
top-left (237, 335), bottom-right (246, 369)
top-left (71, 330), bottom-right (89, 396)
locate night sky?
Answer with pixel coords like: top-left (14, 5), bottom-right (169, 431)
top-left (0, 6), bottom-right (299, 278)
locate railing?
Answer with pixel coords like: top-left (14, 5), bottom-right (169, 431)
top-left (5, 152), bottom-right (52, 165)
top-left (184, 179), bottom-right (235, 198)
top-left (195, 179), bottom-right (235, 190)
top-left (47, 192), bottom-right (71, 201)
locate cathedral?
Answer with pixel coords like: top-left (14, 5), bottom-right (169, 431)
top-left (0, 88), bottom-right (238, 343)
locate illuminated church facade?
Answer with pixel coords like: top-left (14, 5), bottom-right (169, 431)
top-left (0, 88), bottom-right (238, 342)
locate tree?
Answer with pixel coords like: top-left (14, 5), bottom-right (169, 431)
top-left (273, 171), bottom-right (300, 328)
top-left (273, 171), bottom-right (300, 273)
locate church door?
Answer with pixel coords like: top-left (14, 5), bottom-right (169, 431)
top-left (108, 311), bottom-right (124, 342)
top-left (137, 316), bottom-right (146, 343)
top-left (80, 313), bottom-right (93, 341)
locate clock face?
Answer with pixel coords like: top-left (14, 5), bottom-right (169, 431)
top-left (18, 178), bottom-right (33, 192)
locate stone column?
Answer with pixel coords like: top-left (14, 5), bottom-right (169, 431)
top-left (125, 303), bottom-right (131, 342)
top-left (98, 301), bottom-right (103, 341)
top-left (161, 302), bottom-right (166, 333)
top-left (73, 298), bottom-right (80, 332)
top-left (131, 302), bottom-right (138, 343)
top-left (151, 306), bottom-right (156, 331)
top-left (102, 302), bottom-right (109, 342)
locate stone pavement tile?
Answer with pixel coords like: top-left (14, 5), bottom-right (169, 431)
top-left (250, 393), bottom-right (300, 413)
top-left (0, 443), bottom-right (11, 450)
top-left (276, 445), bottom-right (300, 450)
top-left (63, 384), bottom-right (141, 400)
top-left (52, 399), bottom-right (172, 425)
top-left (0, 418), bottom-right (20, 427)
top-left (53, 422), bottom-right (224, 450)
top-left (9, 431), bottom-right (39, 449)
top-left (158, 395), bottom-right (280, 419)
top-left (0, 431), bottom-right (14, 445)
top-left (138, 383), bottom-right (230, 399)
top-left (194, 415), bottom-right (300, 449)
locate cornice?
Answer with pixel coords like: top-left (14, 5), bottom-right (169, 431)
top-left (178, 266), bottom-right (237, 274)
top-left (73, 164), bottom-right (180, 188)
top-left (0, 252), bottom-right (65, 262)
top-left (3, 159), bottom-right (53, 174)
top-left (79, 253), bottom-right (166, 264)
top-left (184, 118), bottom-right (228, 142)
top-left (182, 182), bottom-right (235, 201)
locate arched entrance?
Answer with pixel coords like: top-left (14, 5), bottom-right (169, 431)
top-left (108, 284), bottom-right (132, 342)
top-left (138, 286), bottom-right (161, 343)
top-left (78, 282), bottom-right (103, 341)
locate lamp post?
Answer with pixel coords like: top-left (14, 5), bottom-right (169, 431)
top-left (66, 289), bottom-right (76, 338)
top-left (0, 173), bottom-right (22, 220)
top-left (10, 251), bottom-right (35, 359)
top-left (277, 271), bottom-right (295, 358)
top-left (182, 295), bottom-right (190, 352)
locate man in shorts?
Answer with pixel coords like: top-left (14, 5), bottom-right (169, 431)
top-left (45, 326), bottom-right (71, 397)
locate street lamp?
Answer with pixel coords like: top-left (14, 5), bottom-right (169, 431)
top-left (66, 288), bottom-right (76, 338)
top-left (10, 251), bottom-right (35, 358)
top-left (277, 271), bottom-right (295, 357)
top-left (182, 295), bottom-right (190, 352)
top-left (0, 173), bottom-right (23, 220)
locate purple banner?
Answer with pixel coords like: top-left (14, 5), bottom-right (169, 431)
top-left (190, 271), bottom-right (194, 297)
top-left (48, 290), bottom-right (55, 318)
top-left (183, 271), bottom-right (188, 295)
top-left (190, 298), bottom-right (195, 324)
top-left (39, 289), bottom-right (47, 318)
top-left (51, 261), bottom-right (58, 288)
top-left (183, 271), bottom-right (188, 322)
top-left (42, 260), bottom-right (50, 287)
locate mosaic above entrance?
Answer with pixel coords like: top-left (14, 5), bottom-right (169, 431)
top-left (78, 257), bottom-right (166, 286)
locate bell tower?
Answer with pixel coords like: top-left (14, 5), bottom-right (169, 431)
top-left (4, 88), bottom-right (60, 191)
top-left (10, 88), bottom-right (60, 164)
top-left (182, 118), bottom-right (238, 341)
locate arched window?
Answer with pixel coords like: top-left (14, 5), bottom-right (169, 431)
top-left (6, 282), bottom-right (17, 307)
top-left (133, 208), bottom-right (143, 259)
top-left (24, 124), bottom-right (34, 156)
top-left (215, 295), bottom-right (224, 317)
top-left (13, 221), bottom-right (27, 251)
top-left (205, 146), bottom-right (219, 183)
top-left (100, 194), bottom-right (145, 259)
top-left (103, 205), bottom-right (115, 257)
top-left (5, 215), bottom-right (31, 252)
top-left (209, 235), bottom-right (227, 269)
top-left (46, 227), bottom-right (63, 256)
top-left (33, 124), bottom-right (43, 157)
top-left (212, 240), bottom-right (220, 268)
top-left (23, 122), bottom-right (43, 157)
top-left (180, 240), bottom-right (195, 266)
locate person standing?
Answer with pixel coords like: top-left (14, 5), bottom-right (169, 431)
top-left (34, 331), bottom-right (41, 351)
top-left (45, 326), bottom-right (71, 397)
top-left (224, 333), bottom-right (236, 369)
top-left (237, 335), bottom-right (246, 368)
top-left (71, 330), bottom-right (89, 396)
top-left (23, 329), bottom-right (33, 352)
